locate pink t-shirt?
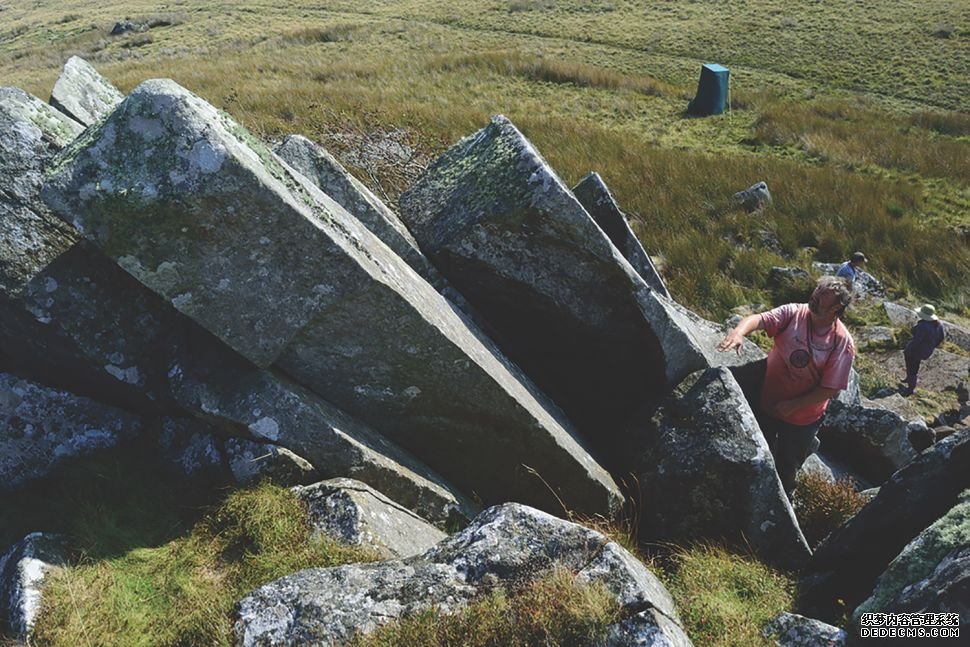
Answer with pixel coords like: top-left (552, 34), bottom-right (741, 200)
top-left (759, 303), bottom-right (855, 425)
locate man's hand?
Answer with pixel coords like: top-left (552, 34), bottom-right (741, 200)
top-left (717, 314), bottom-right (764, 355)
top-left (717, 330), bottom-right (746, 355)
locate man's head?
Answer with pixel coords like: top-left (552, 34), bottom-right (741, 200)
top-left (808, 276), bottom-right (853, 325)
top-left (850, 251), bottom-right (867, 267)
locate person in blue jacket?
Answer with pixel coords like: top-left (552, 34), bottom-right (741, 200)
top-left (835, 251), bottom-right (867, 286)
top-left (901, 304), bottom-right (946, 396)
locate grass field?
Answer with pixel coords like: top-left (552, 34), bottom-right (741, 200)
top-left (2, 0), bottom-right (968, 317)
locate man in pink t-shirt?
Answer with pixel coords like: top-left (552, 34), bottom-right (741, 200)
top-left (718, 276), bottom-right (856, 494)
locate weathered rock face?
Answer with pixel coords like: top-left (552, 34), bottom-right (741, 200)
top-left (156, 416), bottom-right (226, 478)
top-left (0, 373), bottom-right (142, 490)
top-left (871, 348), bottom-right (970, 396)
top-left (167, 329), bottom-right (477, 528)
top-left (0, 533), bottom-right (68, 642)
top-left (572, 171), bottom-right (669, 298)
top-left (733, 181), bottom-right (772, 214)
top-left (821, 384), bottom-right (922, 483)
top-left (640, 367), bottom-right (811, 569)
top-left (800, 429), bottom-right (970, 621)
top-left (762, 612), bottom-right (846, 647)
top-left (42, 80), bottom-right (622, 518)
top-left (292, 478), bottom-right (447, 558)
top-left (851, 491), bottom-right (970, 626)
top-left (0, 86), bottom-right (178, 412)
top-left (226, 438), bottom-right (318, 487)
top-left (48, 56), bottom-right (124, 127)
top-left (885, 301), bottom-right (970, 352)
top-left (233, 503), bottom-right (691, 646)
top-left (399, 115), bottom-right (761, 469)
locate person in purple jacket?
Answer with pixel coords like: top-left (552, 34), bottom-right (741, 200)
top-left (901, 304), bottom-right (946, 396)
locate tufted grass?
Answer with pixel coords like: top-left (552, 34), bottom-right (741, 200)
top-left (27, 477), bottom-right (377, 647)
top-left (792, 473), bottom-right (869, 549)
top-left (658, 543), bottom-right (795, 647)
top-left (348, 566), bottom-right (621, 647)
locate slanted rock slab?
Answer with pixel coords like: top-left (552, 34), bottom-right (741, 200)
top-left (851, 490), bottom-right (970, 628)
top-left (233, 503), bottom-right (689, 646)
top-left (49, 56), bottom-right (124, 127)
top-left (292, 478), bottom-right (447, 558)
top-left (43, 80), bottom-right (622, 518)
top-left (400, 115), bottom-right (761, 469)
top-left (0, 85), bottom-right (177, 412)
top-left (572, 171), bottom-right (669, 298)
top-left (762, 612), bottom-right (846, 647)
top-left (640, 367), bottom-right (811, 569)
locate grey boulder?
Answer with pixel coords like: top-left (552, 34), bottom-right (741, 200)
top-left (640, 367), bottom-right (811, 569)
top-left (43, 80), bottom-right (622, 518)
top-left (0, 373), bottom-right (142, 491)
top-left (762, 612), bottom-right (846, 647)
top-left (292, 478), bottom-right (447, 558)
top-left (233, 503), bottom-right (688, 646)
top-left (572, 171), bottom-right (670, 298)
top-left (0, 533), bottom-right (69, 642)
top-left (49, 56), bottom-right (124, 127)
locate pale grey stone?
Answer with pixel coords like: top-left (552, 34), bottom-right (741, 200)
top-left (0, 373), bottom-right (142, 490)
top-left (762, 612), bottom-right (846, 647)
top-left (43, 81), bottom-right (622, 518)
top-left (169, 338), bottom-right (476, 528)
top-left (49, 56), bottom-right (124, 127)
top-left (0, 533), bottom-right (69, 642)
top-left (292, 478), bottom-right (446, 558)
top-left (0, 85), bottom-right (176, 412)
top-left (640, 367), bottom-right (811, 569)
top-left (733, 181), bottom-right (772, 213)
top-left (573, 171), bottom-right (670, 298)
top-left (227, 437), bottom-right (317, 487)
top-left (233, 503), bottom-right (686, 646)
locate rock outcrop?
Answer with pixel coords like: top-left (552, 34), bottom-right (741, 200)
top-left (49, 56), bottom-right (124, 127)
top-left (639, 367), bottom-right (811, 569)
top-left (762, 612), bottom-right (846, 647)
top-left (167, 330), bottom-right (478, 529)
top-left (800, 429), bottom-right (970, 621)
top-left (0, 85), bottom-right (178, 412)
top-left (42, 80), bottom-right (622, 517)
top-left (885, 301), bottom-right (970, 352)
top-left (293, 478), bottom-right (447, 558)
top-left (400, 115), bottom-right (761, 469)
top-left (233, 503), bottom-right (692, 646)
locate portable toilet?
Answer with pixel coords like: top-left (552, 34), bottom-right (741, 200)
top-left (687, 63), bottom-right (729, 116)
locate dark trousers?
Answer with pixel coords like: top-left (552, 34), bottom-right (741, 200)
top-left (759, 415), bottom-right (822, 495)
top-left (903, 350), bottom-right (922, 390)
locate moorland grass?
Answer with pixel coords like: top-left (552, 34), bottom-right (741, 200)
top-left (31, 482), bottom-right (377, 646)
top-left (2, 2), bottom-right (967, 317)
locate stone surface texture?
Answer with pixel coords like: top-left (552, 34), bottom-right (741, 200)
top-left (292, 478), bottom-right (447, 558)
top-left (43, 80), bottom-right (621, 518)
top-left (0, 372), bottom-right (142, 490)
top-left (48, 55), bottom-right (124, 127)
top-left (642, 367), bottom-right (811, 569)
